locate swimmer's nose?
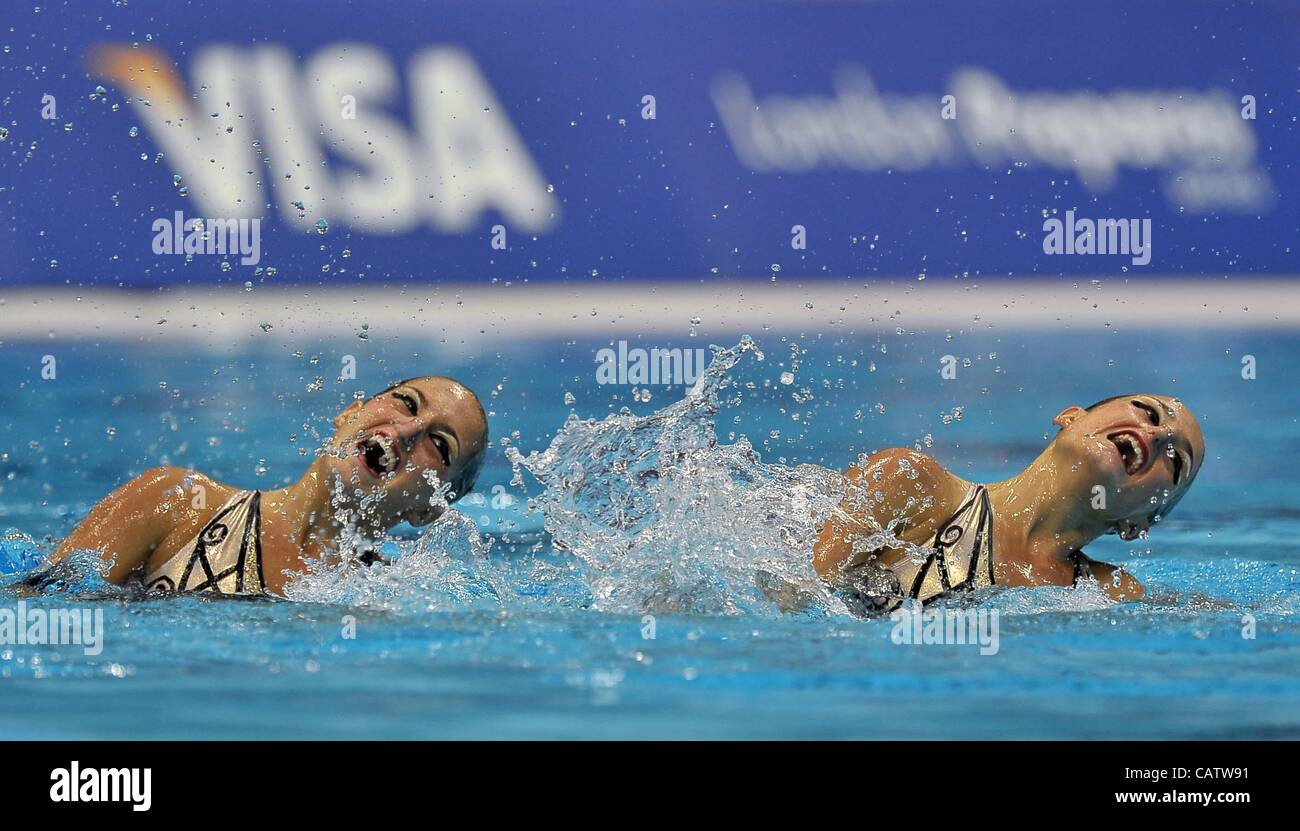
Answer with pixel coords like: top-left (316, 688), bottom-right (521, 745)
top-left (393, 414), bottom-right (438, 456)
top-left (1149, 428), bottom-right (1176, 464)
top-left (395, 421), bottom-right (424, 448)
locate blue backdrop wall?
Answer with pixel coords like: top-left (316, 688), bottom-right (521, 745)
top-left (0, 0), bottom-right (1295, 286)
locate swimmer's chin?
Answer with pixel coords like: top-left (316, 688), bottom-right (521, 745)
top-left (1077, 437), bottom-right (1130, 487)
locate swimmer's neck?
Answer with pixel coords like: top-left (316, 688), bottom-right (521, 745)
top-left (262, 457), bottom-right (392, 550)
top-left (984, 445), bottom-right (1111, 567)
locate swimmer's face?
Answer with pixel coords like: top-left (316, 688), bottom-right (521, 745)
top-left (1051, 394), bottom-right (1204, 538)
top-left (328, 376), bottom-right (488, 527)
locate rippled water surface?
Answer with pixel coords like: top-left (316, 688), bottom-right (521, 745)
top-left (1, 331), bottom-right (1297, 738)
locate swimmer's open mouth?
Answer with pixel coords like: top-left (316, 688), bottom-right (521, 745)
top-left (1107, 429), bottom-right (1149, 476)
top-left (358, 434), bottom-right (399, 478)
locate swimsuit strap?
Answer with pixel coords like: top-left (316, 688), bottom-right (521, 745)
top-left (1069, 550), bottom-right (1092, 585)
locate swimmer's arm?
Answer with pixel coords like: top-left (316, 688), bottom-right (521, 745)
top-left (1078, 554), bottom-right (1145, 602)
top-left (47, 467), bottom-right (193, 583)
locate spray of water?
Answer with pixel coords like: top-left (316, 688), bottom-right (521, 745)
top-left (7, 338), bottom-right (1247, 620)
top-left (277, 435), bottom-right (510, 611)
top-left (507, 337), bottom-right (876, 616)
top-left (0, 532), bottom-right (123, 596)
top-left (282, 509), bottom-right (507, 612)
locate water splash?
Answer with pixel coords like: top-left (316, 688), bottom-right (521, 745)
top-left (508, 338), bottom-right (855, 616)
top-left (274, 425), bottom-right (513, 612)
top-left (0, 531), bottom-right (46, 575)
top-left (0, 533), bottom-right (122, 597)
top-left (282, 509), bottom-right (509, 612)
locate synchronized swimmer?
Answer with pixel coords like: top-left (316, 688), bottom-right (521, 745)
top-left (33, 376), bottom-right (488, 596)
top-left (813, 394), bottom-right (1203, 612)
top-left (30, 381), bottom-right (1202, 613)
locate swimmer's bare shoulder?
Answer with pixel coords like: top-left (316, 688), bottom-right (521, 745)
top-left (813, 448), bottom-right (968, 583)
top-left (47, 467), bottom-right (234, 584)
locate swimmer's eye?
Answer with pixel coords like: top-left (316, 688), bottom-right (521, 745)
top-left (1171, 446), bottom-right (1194, 486)
top-left (1135, 398), bottom-right (1188, 483)
top-left (1133, 399), bottom-right (1161, 425)
top-left (429, 432), bottom-right (452, 466)
top-left (392, 391), bottom-right (418, 415)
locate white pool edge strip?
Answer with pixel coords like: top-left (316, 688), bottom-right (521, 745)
top-left (1, 278), bottom-right (1297, 344)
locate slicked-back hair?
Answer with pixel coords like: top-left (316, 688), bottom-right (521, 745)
top-left (1085, 394), bottom-right (1139, 412)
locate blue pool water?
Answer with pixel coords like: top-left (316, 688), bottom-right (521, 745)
top-left (1, 328), bottom-right (1297, 738)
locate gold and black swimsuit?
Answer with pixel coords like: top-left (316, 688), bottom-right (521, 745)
top-left (893, 483), bottom-right (996, 608)
top-left (842, 484), bottom-right (1093, 615)
top-left (839, 484), bottom-right (994, 615)
top-left (144, 490), bottom-right (267, 595)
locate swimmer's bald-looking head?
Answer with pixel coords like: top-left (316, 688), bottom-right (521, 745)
top-left (1048, 394), bottom-right (1204, 540)
top-left (328, 375), bottom-right (489, 527)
